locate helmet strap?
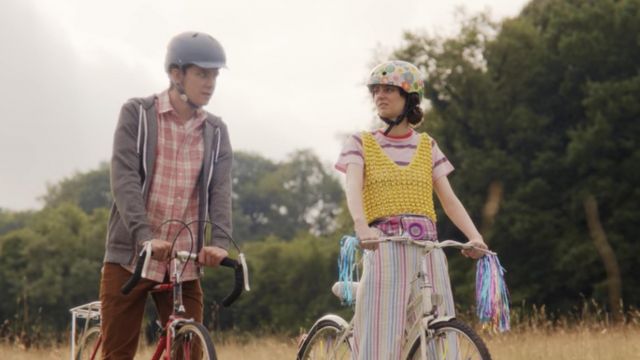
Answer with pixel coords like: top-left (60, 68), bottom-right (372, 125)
top-left (170, 66), bottom-right (201, 110)
top-left (380, 116), bottom-right (403, 136)
top-left (174, 79), bottom-right (201, 110)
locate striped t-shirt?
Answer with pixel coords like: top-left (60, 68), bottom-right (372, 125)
top-left (334, 129), bottom-right (454, 182)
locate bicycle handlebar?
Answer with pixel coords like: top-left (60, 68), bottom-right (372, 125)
top-left (120, 244), bottom-right (150, 295)
top-left (360, 237), bottom-right (496, 255)
top-left (120, 244), bottom-right (249, 307)
top-left (219, 257), bottom-right (244, 307)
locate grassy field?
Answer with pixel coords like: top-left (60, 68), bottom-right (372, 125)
top-left (485, 327), bottom-right (640, 359)
top-left (2, 326), bottom-right (639, 359)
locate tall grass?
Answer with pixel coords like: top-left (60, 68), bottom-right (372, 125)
top-left (482, 301), bottom-right (640, 359)
top-left (2, 303), bottom-right (640, 359)
top-left (486, 327), bottom-right (640, 360)
top-left (3, 328), bottom-right (640, 359)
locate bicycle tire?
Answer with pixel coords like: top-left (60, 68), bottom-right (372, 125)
top-left (170, 322), bottom-right (217, 360)
top-left (407, 319), bottom-right (491, 360)
top-left (75, 326), bottom-right (102, 360)
top-left (297, 318), bottom-right (352, 360)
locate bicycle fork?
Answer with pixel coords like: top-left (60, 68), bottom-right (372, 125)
top-left (415, 260), bottom-right (443, 360)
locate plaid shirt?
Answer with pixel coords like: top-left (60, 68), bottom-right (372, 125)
top-left (124, 91), bottom-right (205, 283)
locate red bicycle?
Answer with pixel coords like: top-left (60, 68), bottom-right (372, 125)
top-left (70, 221), bottom-right (249, 360)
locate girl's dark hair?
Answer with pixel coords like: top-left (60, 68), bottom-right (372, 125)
top-left (402, 91), bottom-right (424, 125)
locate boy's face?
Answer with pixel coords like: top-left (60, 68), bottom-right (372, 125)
top-left (173, 65), bottom-right (219, 107)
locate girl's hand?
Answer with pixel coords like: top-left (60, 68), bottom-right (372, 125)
top-left (355, 223), bottom-right (380, 250)
top-left (462, 238), bottom-right (488, 259)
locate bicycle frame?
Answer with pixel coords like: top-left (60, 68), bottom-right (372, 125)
top-left (69, 301), bottom-right (101, 360)
top-left (69, 251), bottom-right (198, 360)
top-left (400, 258), bottom-right (454, 360)
top-left (70, 219), bottom-right (249, 360)
top-left (302, 237), bottom-right (493, 360)
top-left (149, 251), bottom-right (199, 360)
top-left (70, 247), bottom-right (249, 360)
top-left (378, 237), bottom-right (493, 360)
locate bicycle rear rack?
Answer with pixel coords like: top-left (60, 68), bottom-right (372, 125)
top-left (69, 301), bottom-right (101, 360)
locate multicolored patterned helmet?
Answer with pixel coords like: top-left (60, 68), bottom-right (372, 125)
top-left (367, 60), bottom-right (424, 98)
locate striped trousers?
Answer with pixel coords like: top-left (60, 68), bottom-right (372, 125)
top-left (352, 235), bottom-right (455, 359)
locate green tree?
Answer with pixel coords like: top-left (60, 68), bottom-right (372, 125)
top-left (0, 204), bottom-right (106, 337)
top-left (568, 75), bottom-right (640, 315)
top-left (32, 148), bottom-right (343, 244)
top-left (393, 0), bottom-right (640, 314)
top-left (0, 148), bottom-right (346, 337)
top-left (200, 233), bottom-right (347, 333)
top-left (41, 162), bottom-right (111, 214)
top-left (0, 208), bottom-right (34, 236)
top-left (233, 150), bottom-right (343, 242)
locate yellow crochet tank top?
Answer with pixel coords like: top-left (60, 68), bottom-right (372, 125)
top-left (362, 131), bottom-right (436, 223)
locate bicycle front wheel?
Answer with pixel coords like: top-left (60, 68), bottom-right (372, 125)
top-left (170, 322), bottom-right (217, 360)
top-left (407, 319), bottom-right (491, 360)
top-left (75, 326), bottom-right (102, 360)
top-left (297, 318), bottom-right (352, 360)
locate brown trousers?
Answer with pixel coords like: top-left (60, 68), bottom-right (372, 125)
top-left (99, 263), bottom-right (203, 360)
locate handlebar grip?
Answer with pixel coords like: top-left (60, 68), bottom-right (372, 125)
top-left (121, 250), bottom-right (148, 295)
top-left (219, 257), bottom-right (245, 307)
top-left (220, 257), bottom-right (238, 268)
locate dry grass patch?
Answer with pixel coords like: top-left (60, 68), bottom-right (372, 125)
top-left (1, 337), bottom-right (299, 360)
top-left (3, 318), bottom-right (640, 359)
top-left (485, 327), bottom-right (640, 360)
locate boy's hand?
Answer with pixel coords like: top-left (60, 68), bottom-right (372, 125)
top-left (149, 239), bottom-right (172, 261)
top-left (198, 246), bottom-right (229, 267)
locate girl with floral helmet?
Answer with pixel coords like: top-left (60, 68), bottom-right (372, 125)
top-left (335, 60), bottom-right (487, 359)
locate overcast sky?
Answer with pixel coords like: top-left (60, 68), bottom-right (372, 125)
top-left (0, 0), bottom-right (528, 211)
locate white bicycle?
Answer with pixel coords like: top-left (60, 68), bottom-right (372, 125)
top-left (297, 237), bottom-right (492, 360)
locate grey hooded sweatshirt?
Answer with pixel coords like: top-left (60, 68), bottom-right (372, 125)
top-left (104, 94), bottom-right (232, 265)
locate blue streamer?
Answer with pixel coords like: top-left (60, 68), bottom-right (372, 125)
top-left (476, 254), bottom-right (511, 332)
top-left (337, 235), bottom-right (359, 306)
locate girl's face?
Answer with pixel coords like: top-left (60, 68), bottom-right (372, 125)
top-left (371, 85), bottom-right (406, 119)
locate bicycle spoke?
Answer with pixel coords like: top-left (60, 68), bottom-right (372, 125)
top-left (408, 320), bottom-right (491, 360)
top-left (299, 321), bottom-right (351, 360)
top-left (75, 327), bottom-right (102, 360)
top-left (170, 322), bottom-right (216, 360)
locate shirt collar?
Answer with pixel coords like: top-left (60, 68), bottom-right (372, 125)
top-left (377, 128), bottom-right (415, 141)
top-left (157, 90), bottom-right (207, 127)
